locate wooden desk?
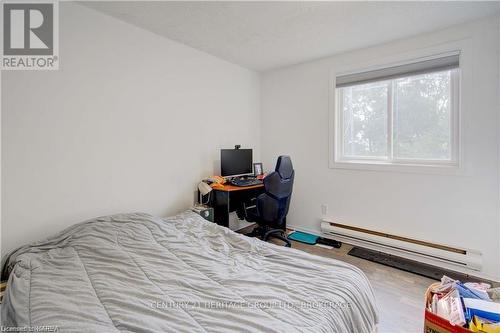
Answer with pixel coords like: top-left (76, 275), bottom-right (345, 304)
top-left (210, 183), bottom-right (264, 192)
top-left (205, 183), bottom-right (265, 227)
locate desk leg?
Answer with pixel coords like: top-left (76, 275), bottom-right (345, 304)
top-left (225, 191), bottom-right (230, 228)
top-left (213, 190), bottom-right (230, 228)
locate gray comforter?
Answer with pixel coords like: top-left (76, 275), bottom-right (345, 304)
top-left (1, 211), bottom-right (378, 332)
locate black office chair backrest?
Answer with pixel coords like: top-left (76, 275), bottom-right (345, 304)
top-left (257, 156), bottom-right (294, 224)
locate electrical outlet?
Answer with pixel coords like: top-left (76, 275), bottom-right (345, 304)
top-left (321, 204), bottom-right (328, 216)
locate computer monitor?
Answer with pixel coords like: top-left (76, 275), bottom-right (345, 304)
top-left (221, 149), bottom-right (253, 177)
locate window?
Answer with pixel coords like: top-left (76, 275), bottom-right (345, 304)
top-left (333, 53), bottom-right (460, 169)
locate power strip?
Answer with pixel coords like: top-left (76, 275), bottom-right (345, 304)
top-left (317, 237), bottom-right (342, 248)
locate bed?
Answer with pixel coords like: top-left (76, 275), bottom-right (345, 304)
top-left (1, 211), bottom-right (378, 332)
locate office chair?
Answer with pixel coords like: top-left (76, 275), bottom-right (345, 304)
top-left (245, 155), bottom-right (294, 247)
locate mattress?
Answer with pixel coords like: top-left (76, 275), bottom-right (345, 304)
top-left (1, 211), bottom-right (378, 332)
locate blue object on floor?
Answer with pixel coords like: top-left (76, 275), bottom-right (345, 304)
top-left (288, 231), bottom-right (319, 245)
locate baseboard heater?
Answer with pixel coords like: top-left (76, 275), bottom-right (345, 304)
top-left (320, 220), bottom-right (482, 271)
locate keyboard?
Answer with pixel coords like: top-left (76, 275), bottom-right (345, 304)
top-left (229, 178), bottom-right (263, 187)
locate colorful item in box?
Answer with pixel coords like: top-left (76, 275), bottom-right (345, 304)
top-left (469, 315), bottom-right (500, 333)
top-left (464, 298), bottom-right (500, 323)
top-left (437, 289), bottom-right (466, 326)
top-left (456, 283), bottom-right (491, 301)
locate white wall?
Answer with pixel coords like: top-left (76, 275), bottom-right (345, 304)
top-left (498, 15), bottom-right (500, 279)
top-left (1, 2), bottom-right (260, 255)
top-left (261, 17), bottom-right (500, 280)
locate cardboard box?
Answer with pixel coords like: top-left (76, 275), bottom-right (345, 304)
top-left (424, 309), bottom-right (472, 333)
top-left (424, 282), bottom-right (473, 333)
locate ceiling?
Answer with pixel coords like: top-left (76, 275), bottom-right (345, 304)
top-left (82, 1), bottom-right (500, 71)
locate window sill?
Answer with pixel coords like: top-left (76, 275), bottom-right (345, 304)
top-left (330, 159), bottom-right (462, 175)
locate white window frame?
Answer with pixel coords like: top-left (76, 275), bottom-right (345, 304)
top-left (330, 53), bottom-right (462, 173)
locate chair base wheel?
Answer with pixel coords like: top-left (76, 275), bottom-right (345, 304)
top-left (263, 229), bottom-right (291, 247)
